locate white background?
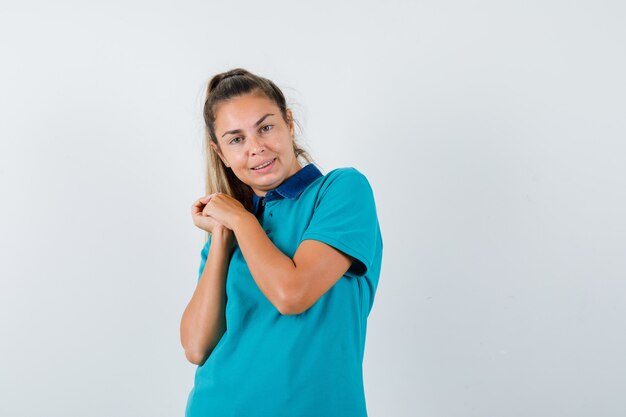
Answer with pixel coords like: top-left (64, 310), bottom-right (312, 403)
top-left (1, 1), bottom-right (625, 416)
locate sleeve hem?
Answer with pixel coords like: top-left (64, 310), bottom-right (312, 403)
top-left (300, 232), bottom-right (371, 277)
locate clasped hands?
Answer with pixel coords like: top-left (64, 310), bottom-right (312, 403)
top-left (191, 193), bottom-right (251, 246)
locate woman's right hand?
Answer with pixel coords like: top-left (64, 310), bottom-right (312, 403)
top-left (192, 195), bottom-right (221, 234)
top-left (192, 196), bottom-right (237, 253)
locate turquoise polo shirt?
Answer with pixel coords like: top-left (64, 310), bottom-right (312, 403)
top-left (186, 163), bottom-right (383, 417)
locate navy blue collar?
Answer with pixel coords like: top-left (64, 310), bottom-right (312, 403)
top-left (251, 163), bottom-right (322, 215)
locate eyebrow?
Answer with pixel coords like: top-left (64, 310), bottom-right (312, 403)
top-left (221, 113), bottom-right (275, 138)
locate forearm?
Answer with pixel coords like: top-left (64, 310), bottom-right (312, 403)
top-left (232, 211), bottom-right (297, 313)
top-left (180, 238), bottom-right (230, 365)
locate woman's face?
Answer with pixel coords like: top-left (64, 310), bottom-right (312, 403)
top-left (212, 93), bottom-right (301, 197)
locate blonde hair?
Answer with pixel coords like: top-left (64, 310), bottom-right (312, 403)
top-left (202, 68), bottom-right (314, 241)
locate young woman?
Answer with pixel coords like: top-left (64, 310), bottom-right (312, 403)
top-left (180, 68), bottom-right (383, 417)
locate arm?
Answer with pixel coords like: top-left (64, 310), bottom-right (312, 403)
top-left (202, 169), bottom-right (376, 316)
top-left (232, 211), bottom-right (354, 315)
top-left (180, 226), bottom-right (233, 365)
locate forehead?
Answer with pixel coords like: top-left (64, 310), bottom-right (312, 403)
top-left (214, 94), bottom-right (280, 133)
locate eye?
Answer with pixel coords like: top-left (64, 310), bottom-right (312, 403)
top-left (229, 136), bottom-right (243, 144)
top-left (260, 124), bottom-right (273, 133)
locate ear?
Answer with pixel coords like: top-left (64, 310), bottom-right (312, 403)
top-left (286, 108), bottom-right (294, 138)
top-left (210, 141), bottom-right (230, 168)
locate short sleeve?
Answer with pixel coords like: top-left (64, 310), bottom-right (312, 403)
top-left (300, 168), bottom-right (380, 277)
top-left (197, 234), bottom-right (212, 282)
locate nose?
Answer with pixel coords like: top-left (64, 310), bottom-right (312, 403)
top-left (247, 134), bottom-right (264, 155)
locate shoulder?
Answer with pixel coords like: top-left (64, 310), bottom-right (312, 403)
top-left (307, 166), bottom-right (376, 208)
top-left (325, 166), bottom-right (366, 180)
top-left (318, 166), bottom-right (372, 191)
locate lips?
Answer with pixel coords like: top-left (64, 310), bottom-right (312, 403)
top-left (251, 157), bottom-right (276, 170)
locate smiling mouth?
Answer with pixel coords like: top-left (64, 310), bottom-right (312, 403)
top-left (251, 158), bottom-right (276, 170)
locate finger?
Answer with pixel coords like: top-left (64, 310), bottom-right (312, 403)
top-left (192, 199), bottom-right (207, 214)
top-left (192, 197), bottom-right (206, 210)
top-left (192, 193), bottom-right (216, 211)
top-left (200, 193), bottom-right (218, 204)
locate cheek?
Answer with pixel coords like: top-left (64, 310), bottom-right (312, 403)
top-left (272, 137), bottom-right (290, 153)
top-left (229, 152), bottom-right (248, 168)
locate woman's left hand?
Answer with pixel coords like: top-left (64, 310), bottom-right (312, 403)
top-left (201, 193), bottom-right (250, 231)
